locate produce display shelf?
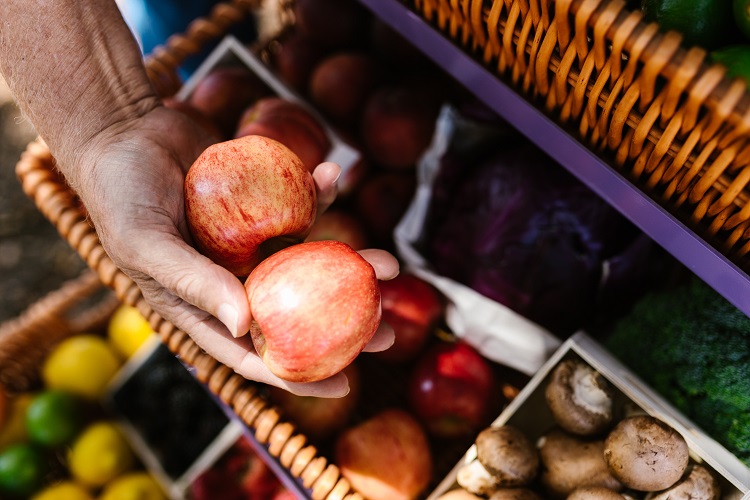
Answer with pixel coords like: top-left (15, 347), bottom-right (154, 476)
top-left (356, 0), bottom-right (750, 319)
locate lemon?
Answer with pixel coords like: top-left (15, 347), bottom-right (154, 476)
top-left (100, 472), bottom-right (167, 500)
top-left (107, 305), bottom-right (155, 360)
top-left (42, 334), bottom-right (122, 400)
top-left (68, 421), bottom-right (135, 488)
top-left (31, 481), bottom-right (93, 500)
top-left (0, 393), bottom-right (35, 449)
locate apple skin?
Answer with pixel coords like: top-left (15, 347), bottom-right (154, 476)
top-left (268, 363), bottom-right (361, 442)
top-left (234, 97), bottom-right (331, 173)
top-left (408, 341), bottom-right (498, 439)
top-left (184, 135), bottom-right (317, 277)
top-left (188, 66), bottom-right (272, 139)
top-left (373, 272), bottom-right (444, 363)
top-left (244, 240), bottom-right (381, 383)
top-left (305, 209), bottom-right (369, 250)
top-left (335, 408), bottom-right (433, 500)
top-left (355, 171), bottom-right (417, 248)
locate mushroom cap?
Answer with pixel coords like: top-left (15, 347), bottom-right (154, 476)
top-left (476, 425), bottom-right (539, 487)
top-left (437, 489), bottom-right (485, 500)
top-left (568, 486), bottom-right (626, 499)
top-left (545, 359), bottom-right (614, 436)
top-left (645, 465), bottom-right (721, 500)
top-left (456, 459), bottom-right (501, 496)
top-left (603, 415), bottom-right (690, 492)
top-left (538, 428), bottom-right (623, 497)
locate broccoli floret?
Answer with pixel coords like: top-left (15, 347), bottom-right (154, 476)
top-left (606, 278), bottom-right (750, 466)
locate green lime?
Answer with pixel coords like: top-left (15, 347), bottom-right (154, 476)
top-left (641, 0), bottom-right (738, 50)
top-left (0, 443), bottom-right (49, 498)
top-left (26, 390), bottom-right (85, 447)
top-left (711, 45), bottom-right (750, 86)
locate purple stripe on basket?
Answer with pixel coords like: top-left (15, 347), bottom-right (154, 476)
top-left (354, 0), bottom-right (750, 318)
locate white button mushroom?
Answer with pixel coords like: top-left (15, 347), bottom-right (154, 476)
top-left (603, 415), bottom-right (690, 492)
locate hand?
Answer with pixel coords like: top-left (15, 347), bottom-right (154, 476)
top-left (76, 104), bottom-right (398, 397)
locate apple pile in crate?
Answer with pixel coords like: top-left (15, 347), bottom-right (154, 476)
top-left (0, 305), bottom-right (165, 500)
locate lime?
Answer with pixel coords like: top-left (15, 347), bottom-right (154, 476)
top-left (68, 421), bottom-right (135, 488)
top-left (31, 481), bottom-right (93, 500)
top-left (0, 393), bottom-right (35, 449)
top-left (712, 45), bottom-right (750, 86)
top-left (100, 472), bottom-right (167, 500)
top-left (42, 334), bottom-right (122, 401)
top-left (26, 390), bottom-right (85, 447)
top-left (641, 0), bottom-right (738, 50)
top-left (107, 305), bottom-right (155, 360)
top-left (0, 443), bottom-right (49, 498)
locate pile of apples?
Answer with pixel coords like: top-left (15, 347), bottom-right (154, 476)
top-left (166, 1), bottom-right (524, 497)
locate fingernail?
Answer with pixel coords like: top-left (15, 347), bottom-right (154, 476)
top-left (217, 303), bottom-right (239, 338)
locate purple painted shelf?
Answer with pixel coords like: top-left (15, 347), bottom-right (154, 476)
top-left (357, 0), bottom-right (750, 318)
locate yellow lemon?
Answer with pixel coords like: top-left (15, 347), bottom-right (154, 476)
top-left (107, 305), bottom-right (155, 360)
top-left (68, 421), bottom-right (135, 488)
top-left (31, 481), bottom-right (93, 500)
top-left (42, 334), bottom-right (122, 400)
top-left (0, 393), bottom-right (35, 449)
top-left (100, 472), bottom-right (167, 500)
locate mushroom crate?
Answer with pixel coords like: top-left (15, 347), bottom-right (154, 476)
top-left (429, 332), bottom-right (750, 500)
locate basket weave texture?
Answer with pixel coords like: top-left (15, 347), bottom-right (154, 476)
top-left (8, 0), bottom-right (750, 498)
top-left (414, 0), bottom-right (750, 268)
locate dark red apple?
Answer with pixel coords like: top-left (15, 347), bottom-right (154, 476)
top-left (188, 66), bottom-right (272, 138)
top-left (268, 31), bottom-right (326, 93)
top-left (268, 363), bottom-right (361, 442)
top-left (309, 52), bottom-right (382, 126)
top-left (408, 341), bottom-right (498, 439)
top-left (184, 135), bottom-right (316, 277)
top-left (305, 209), bottom-right (369, 250)
top-left (235, 97), bottom-right (331, 172)
top-left (373, 272), bottom-right (444, 363)
top-left (244, 240), bottom-right (381, 382)
top-left (355, 171), bottom-right (417, 247)
top-left (293, 0), bottom-right (370, 49)
top-left (361, 84), bottom-right (441, 170)
top-left (335, 408), bottom-right (432, 500)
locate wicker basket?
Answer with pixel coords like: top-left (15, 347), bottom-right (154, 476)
top-left (8, 0), bottom-right (750, 498)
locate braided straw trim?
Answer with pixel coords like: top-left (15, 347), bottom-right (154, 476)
top-left (0, 269), bottom-right (119, 393)
top-left (413, 0), bottom-right (750, 267)
top-left (9, 3), bottom-right (368, 498)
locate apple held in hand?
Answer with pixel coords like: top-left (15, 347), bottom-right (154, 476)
top-left (184, 135), bottom-right (317, 277)
top-left (408, 341), bottom-right (497, 439)
top-left (335, 408), bottom-right (432, 500)
top-left (245, 240), bottom-right (381, 382)
top-left (374, 272), bottom-right (444, 363)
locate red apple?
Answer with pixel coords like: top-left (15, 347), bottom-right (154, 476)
top-left (335, 408), bottom-right (432, 500)
top-left (355, 171), bottom-right (417, 247)
top-left (244, 240), bottom-right (381, 382)
top-left (188, 66), bottom-right (272, 138)
top-left (361, 84), bottom-right (441, 170)
top-left (268, 31), bottom-right (326, 93)
top-left (309, 52), bottom-right (382, 126)
top-left (305, 209), bottom-right (369, 250)
top-left (373, 272), bottom-right (444, 363)
top-left (408, 341), bottom-right (498, 439)
top-left (184, 135), bottom-right (316, 277)
top-left (235, 97), bottom-right (331, 172)
top-left (268, 363), bottom-right (361, 442)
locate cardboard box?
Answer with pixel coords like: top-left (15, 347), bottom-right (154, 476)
top-left (429, 331), bottom-right (750, 499)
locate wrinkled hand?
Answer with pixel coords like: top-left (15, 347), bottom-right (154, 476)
top-left (75, 105), bottom-right (398, 397)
